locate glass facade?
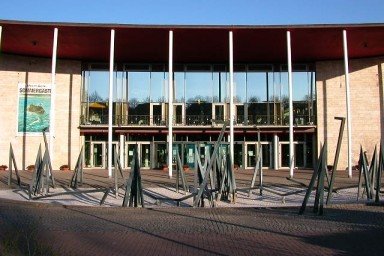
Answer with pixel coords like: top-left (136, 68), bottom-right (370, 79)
top-left (80, 63), bottom-right (316, 126)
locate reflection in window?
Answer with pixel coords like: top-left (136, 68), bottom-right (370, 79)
top-left (174, 72), bottom-right (185, 103)
top-left (88, 70), bottom-right (109, 102)
top-left (213, 69), bottom-right (228, 103)
top-left (234, 71), bottom-right (246, 103)
top-left (128, 71), bottom-right (150, 103)
top-left (247, 72), bottom-right (267, 103)
top-left (151, 70), bottom-right (167, 102)
top-left (85, 70), bottom-right (109, 124)
top-left (186, 71), bottom-right (213, 103)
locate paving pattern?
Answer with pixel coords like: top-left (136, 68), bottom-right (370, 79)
top-left (1, 168), bottom-right (384, 255)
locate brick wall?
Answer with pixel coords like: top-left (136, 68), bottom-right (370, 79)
top-left (0, 54), bottom-right (81, 170)
top-left (316, 57), bottom-right (384, 171)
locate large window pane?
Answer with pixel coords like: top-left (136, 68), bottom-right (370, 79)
top-left (213, 71), bottom-right (228, 103)
top-left (247, 72), bottom-right (267, 103)
top-left (293, 72), bottom-right (310, 101)
top-left (186, 71), bottom-right (212, 103)
top-left (151, 71), bottom-right (167, 102)
top-left (128, 71), bottom-right (150, 103)
top-left (234, 71), bottom-right (246, 103)
top-left (89, 71), bottom-right (109, 102)
top-left (174, 72), bottom-right (185, 103)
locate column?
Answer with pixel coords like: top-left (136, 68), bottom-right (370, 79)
top-left (50, 28), bottom-right (58, 167)
top-left (229, 31), bottom-right (234, 165)
top-left (168, 30), bottom-right (173, 178)
top-left (273, 134), bottom-right (279, 169)
top-left (0, 26), bottom-right (2, 51)
top-left (343, 30), bottom-right (352, 178)
top-left (287, 31), bottom-right (294, 178)
top-left (108, 29), bottom-right (115, 177)
top-left (119, 134), bottom-right (125, 168)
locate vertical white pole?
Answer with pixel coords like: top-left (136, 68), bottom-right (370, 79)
top-left (0, 26), bottom-right (2, 51)
top-left (108, 29), bottom-right (115, 177)
top-left (343, 30), bottom-right (352, 178)
top-left (229, 31), bottom-right (234, 166)
top-left (287, 31), bottom-right (294, 178)
top-left (168, 30), bottom-right (173, 178)
top-left (119, 134), bottom-right (125, 167)
top-left (50, 28), bottom-right (58, 166)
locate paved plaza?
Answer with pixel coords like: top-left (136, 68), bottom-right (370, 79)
top-left (1, 168), bottom-right (384, 255)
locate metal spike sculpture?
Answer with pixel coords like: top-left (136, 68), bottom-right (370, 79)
top-left (357, 146), bottom-right (373, 200)
top-left (248, 130), bottom-right (263, 197)
top-left (192, 122), bottom-right (235, 207)
top-left (217, 150), bottom-right (236, 203)
top-left (175, 149), bottom-right (188, 195)
top-left (299, 142), bottom-right (327, 215)
top-left (113, 146), bottom-right (125, 197)
top-left (70, 146), bottom-right (84, 189)
top-left (325, 117), bottom-right (345, 204)
top-left (42, 128), bottom-right (55, 187)
top-left (8, 143), bottom-right (21, 187)
top-left (122, 144), bottom-right (144, 207)
top-left (29, 147), bottom-right (55, 198)
top-left (375, 144), bottom-right (384, 203)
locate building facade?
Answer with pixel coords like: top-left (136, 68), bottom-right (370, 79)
top-left (0, 20), bottom-right (383, 175)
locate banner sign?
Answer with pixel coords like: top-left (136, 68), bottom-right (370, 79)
top-left (17, 83), bottom-right (51, 134)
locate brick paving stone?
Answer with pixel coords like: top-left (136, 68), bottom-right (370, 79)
top-left (1, 199), bottom-right (384, 255)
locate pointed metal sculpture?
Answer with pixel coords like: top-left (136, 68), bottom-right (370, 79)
top-left (326, 117), bottom-right (345, 205)
top-left (122, 144), bottom-right (144, 207)
top-left (70, 146), bottom-right (84, 189)
top-left (42, 128), bottom-right (55, 188)
top-left (175, 148), bottom-right (188, 195)
top-left (8, 143), bottom-right (21, 187)
top-left (113, 146), bottom-right (124, 197)
top-left (193, 122), bottom-right (231, 207)
top-left (375, 143), bottom-right (383, 203)
top-left (299, 142), bottom-right (327, 215)
top-left (357, 146), bottom-right (373, 200)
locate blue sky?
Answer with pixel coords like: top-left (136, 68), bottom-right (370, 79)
top-left (0, 0), bottom-right (383, 25)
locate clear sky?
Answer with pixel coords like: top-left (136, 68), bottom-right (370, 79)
top-left (0, 0), bottom-right (383, 25)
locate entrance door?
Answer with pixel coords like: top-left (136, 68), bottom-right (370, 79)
top-left (126, 144), bottom-right (136, 168)
top-left (246, 144), bottom-right (256, 168)
top-left (91, 142), bottom-right (106, 168)
top-left (245, 143), bottom-right (272, 169)
top-left (184, 144), bottom-right (195, 168)
top-left (234, 143), bottom-right (243, 168)
top-left (111, 143), bottom-right (119, 167)
top-left (279, 142), bottom-right (306, 168)
top-left (141, 143), bottom-right (151, 168)
top-left (280, 143), bottom-right (290, 168)
top-left (155, 143), bottom-right (167, 169)
top-left (125, 143), bottom-right (151, 169)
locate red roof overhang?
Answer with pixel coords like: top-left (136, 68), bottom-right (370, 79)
top-left (1, 20), bottom-right (384, 63)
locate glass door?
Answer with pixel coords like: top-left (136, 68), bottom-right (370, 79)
top-left (280, 143), bottom-right (290, 168)
top-left (141, 143), bottom-right (151, 168)
top-left (246, 144), bottom-right (256, 168)
top-left (184, 144), bottom-right (195, 168)
top-left (111, 143), bottom-right (119, 167)
top-left (155, 143), bottom-right (167, 169)
top-left (261, 143), bottom-right (272, 168)
top-left (126, 143), bottom-right (136, 168)
top-left (279, 142), bottom-right (305, 168)
top-left (91, 142), bottom-right (106, 168)
top-left (234, 143), bottom-right (243, 168)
